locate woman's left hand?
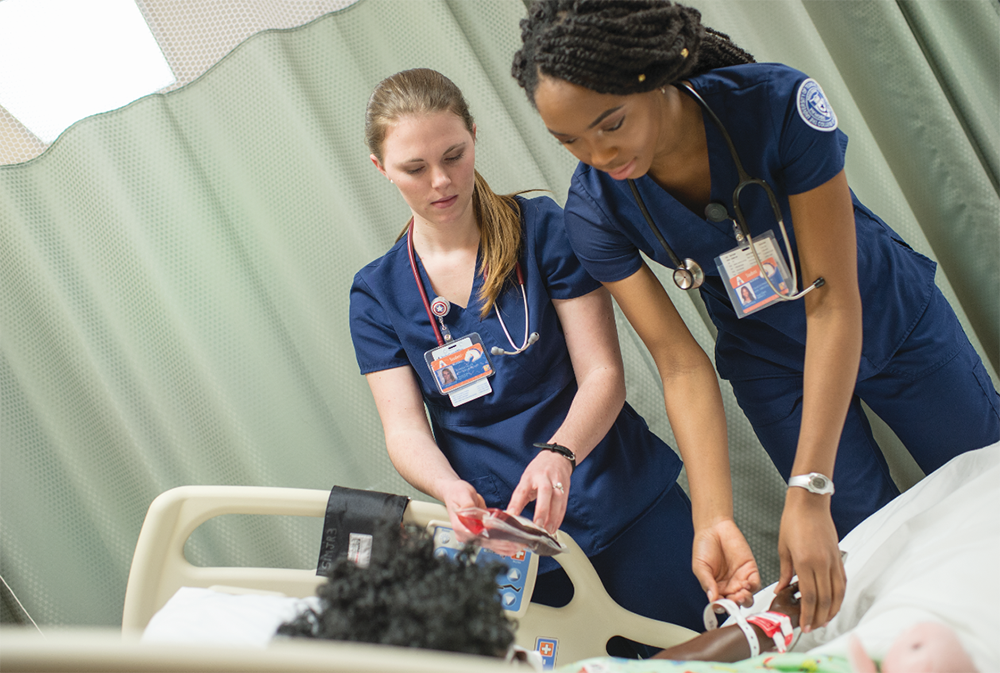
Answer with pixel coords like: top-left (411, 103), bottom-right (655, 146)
top-left (692, 518), bottom-right (761, 606)
top-left (506, 450), bottom-right (573, 534)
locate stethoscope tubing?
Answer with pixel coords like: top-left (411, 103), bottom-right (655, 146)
top-left (628, 83), bottom-right (823, 301)
top-left (679, 82), bottom-right (821, 301)
top-left (407, 218), bottom-right (536, 354)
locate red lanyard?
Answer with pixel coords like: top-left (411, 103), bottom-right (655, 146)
top-left (407, 218), bottom-right (446, 346)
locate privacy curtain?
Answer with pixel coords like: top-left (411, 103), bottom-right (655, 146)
top-left (2, 0), bottom-right (997, 628)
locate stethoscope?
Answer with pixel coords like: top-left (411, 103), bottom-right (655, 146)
top-left (627, 82), bottom-right (824, 299)
top-left (406, 218), bottom-right (538, 355)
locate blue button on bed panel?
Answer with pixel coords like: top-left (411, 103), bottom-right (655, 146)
top-left (430, 525), bottom-right (533, 613)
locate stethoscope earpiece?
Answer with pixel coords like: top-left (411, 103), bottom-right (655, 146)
top-left (491, 332), bottom-right (539, 357)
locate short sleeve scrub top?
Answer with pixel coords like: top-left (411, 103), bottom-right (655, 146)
top-left (350, 195), bottom-right (705, 630)
top-left (564, 63), bottom-right (1000, 534)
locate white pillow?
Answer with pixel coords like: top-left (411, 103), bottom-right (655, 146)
top-left (142, 587), bottom-right (320, 647)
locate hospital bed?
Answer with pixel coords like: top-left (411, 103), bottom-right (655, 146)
top-left (127, 440), bottom-right (1000, 667)
top-left (120, 484), bottom-right (695, 665)
top-left (3, 443), bottom-right (997, 672)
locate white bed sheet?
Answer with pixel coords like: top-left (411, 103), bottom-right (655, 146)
top-left (142, 588), bottom-right (319, 647)
top-left (739, 442), bottom-right (999, 671)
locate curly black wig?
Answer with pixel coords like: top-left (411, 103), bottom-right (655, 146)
top-left (277, 523), bottom-right (516, 658)
top-left (512, 0), bottom-right (755, 104)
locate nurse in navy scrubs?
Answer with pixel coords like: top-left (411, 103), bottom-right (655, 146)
top-left (349, 68), bottom-right (761, 640)
top-left (512, 0), bottom-right (999, 633)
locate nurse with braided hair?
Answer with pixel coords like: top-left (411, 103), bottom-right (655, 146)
top-left (512, 0), bottom-right (999, 633)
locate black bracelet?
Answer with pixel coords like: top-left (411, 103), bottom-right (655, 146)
top-left (533, 442), bottom-right (576, 472)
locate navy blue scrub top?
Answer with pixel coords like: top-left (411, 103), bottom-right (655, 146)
top-left (564, 64), bottom-right (937, 383)
top-left (350, 195), bottom-right (682, 560)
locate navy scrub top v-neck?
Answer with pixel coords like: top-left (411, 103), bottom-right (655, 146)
top-left (563, 63), bottom-right (937, 383)
top-left (350, 195), bottom-right (682, 561)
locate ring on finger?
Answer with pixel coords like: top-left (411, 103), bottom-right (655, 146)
top-left (553, 481), bottom-right (565, 494)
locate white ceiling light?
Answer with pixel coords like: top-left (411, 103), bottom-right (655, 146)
top-left (0, 0), bottom-right (175, 144)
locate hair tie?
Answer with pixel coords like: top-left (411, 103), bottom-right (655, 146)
top-left (637, 73), bottom-right (646, 83)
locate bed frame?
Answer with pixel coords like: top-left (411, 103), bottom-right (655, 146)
top-left (122, 485), bottom-right (697, 666)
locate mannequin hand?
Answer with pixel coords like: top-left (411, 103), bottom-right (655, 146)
top-left (692, 518), bottom-right (761, 606)
top-left (440, 479), bottom-right (486, 543)
top-left (769, 582), bottom-right (802, 629)
top-left (506, 450), bottom-right (572, 534)
top-left (775, 491), bottom-right (845, 632)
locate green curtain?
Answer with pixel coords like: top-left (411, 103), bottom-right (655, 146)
top-left (1, 0), bottom-right (996, 628)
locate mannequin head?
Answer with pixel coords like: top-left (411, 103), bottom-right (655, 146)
top-left (848, 622), bottom-right (978, 673)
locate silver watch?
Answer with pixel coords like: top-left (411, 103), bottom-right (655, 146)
top-left (788, 472), bottom-right (835, 495)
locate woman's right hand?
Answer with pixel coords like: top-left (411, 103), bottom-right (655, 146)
top-left (692, 518), bottom-right (761, 606)
top-left (439, 479), bottom-right (487, 543)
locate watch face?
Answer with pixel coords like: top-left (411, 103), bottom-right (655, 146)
top-left (789, 472), bottom-right (834, 494)
top-left (806, 474), bottom-right (833, 493)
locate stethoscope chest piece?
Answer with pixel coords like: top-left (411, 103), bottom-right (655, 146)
top-left (628, 178), bottom-right (705, 291)
top-left (674, 260), bottom-right (705, 290)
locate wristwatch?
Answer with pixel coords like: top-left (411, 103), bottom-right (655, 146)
top-left (788, 472), bottom-right (834, 495)
top-left (533, 442), bottom-right (576, 472)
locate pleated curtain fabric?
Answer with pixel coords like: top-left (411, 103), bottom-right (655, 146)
top-left (0, 0), bottom-right (996, 628)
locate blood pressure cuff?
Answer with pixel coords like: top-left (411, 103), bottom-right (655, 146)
top-left (316, 486), bottom-right (409, 576)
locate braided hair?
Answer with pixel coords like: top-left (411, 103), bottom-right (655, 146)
top-left (277, 523), bottom-right (515, 657)
top-left (512, 0), bottom-right (755, 104)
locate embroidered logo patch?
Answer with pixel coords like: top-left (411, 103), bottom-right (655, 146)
top-left (796, 78), bottom-right (837, 131)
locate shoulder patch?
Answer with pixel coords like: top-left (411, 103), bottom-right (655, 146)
top-left (796, 78), bottom-right (838, 131)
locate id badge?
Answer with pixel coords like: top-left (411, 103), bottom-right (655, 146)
top-left (714, 230), bottom-right (793, 318)
top-left (424, 333), bottom-right (495, 407)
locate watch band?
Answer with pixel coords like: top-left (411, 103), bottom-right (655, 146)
top-left (533, 442), bottom-right (576, 472)
top-left (703, 598), bottom-right (759, 658)
top-left (788, 472), bottom-right (834, 495)
top-left (746, 611), bottom-right (794, 653)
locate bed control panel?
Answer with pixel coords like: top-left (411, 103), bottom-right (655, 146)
top-left (429, 523), bottom-right (537, 618)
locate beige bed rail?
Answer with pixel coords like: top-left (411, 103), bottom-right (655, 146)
top-left (122, 485), bottom-right (697, 666)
